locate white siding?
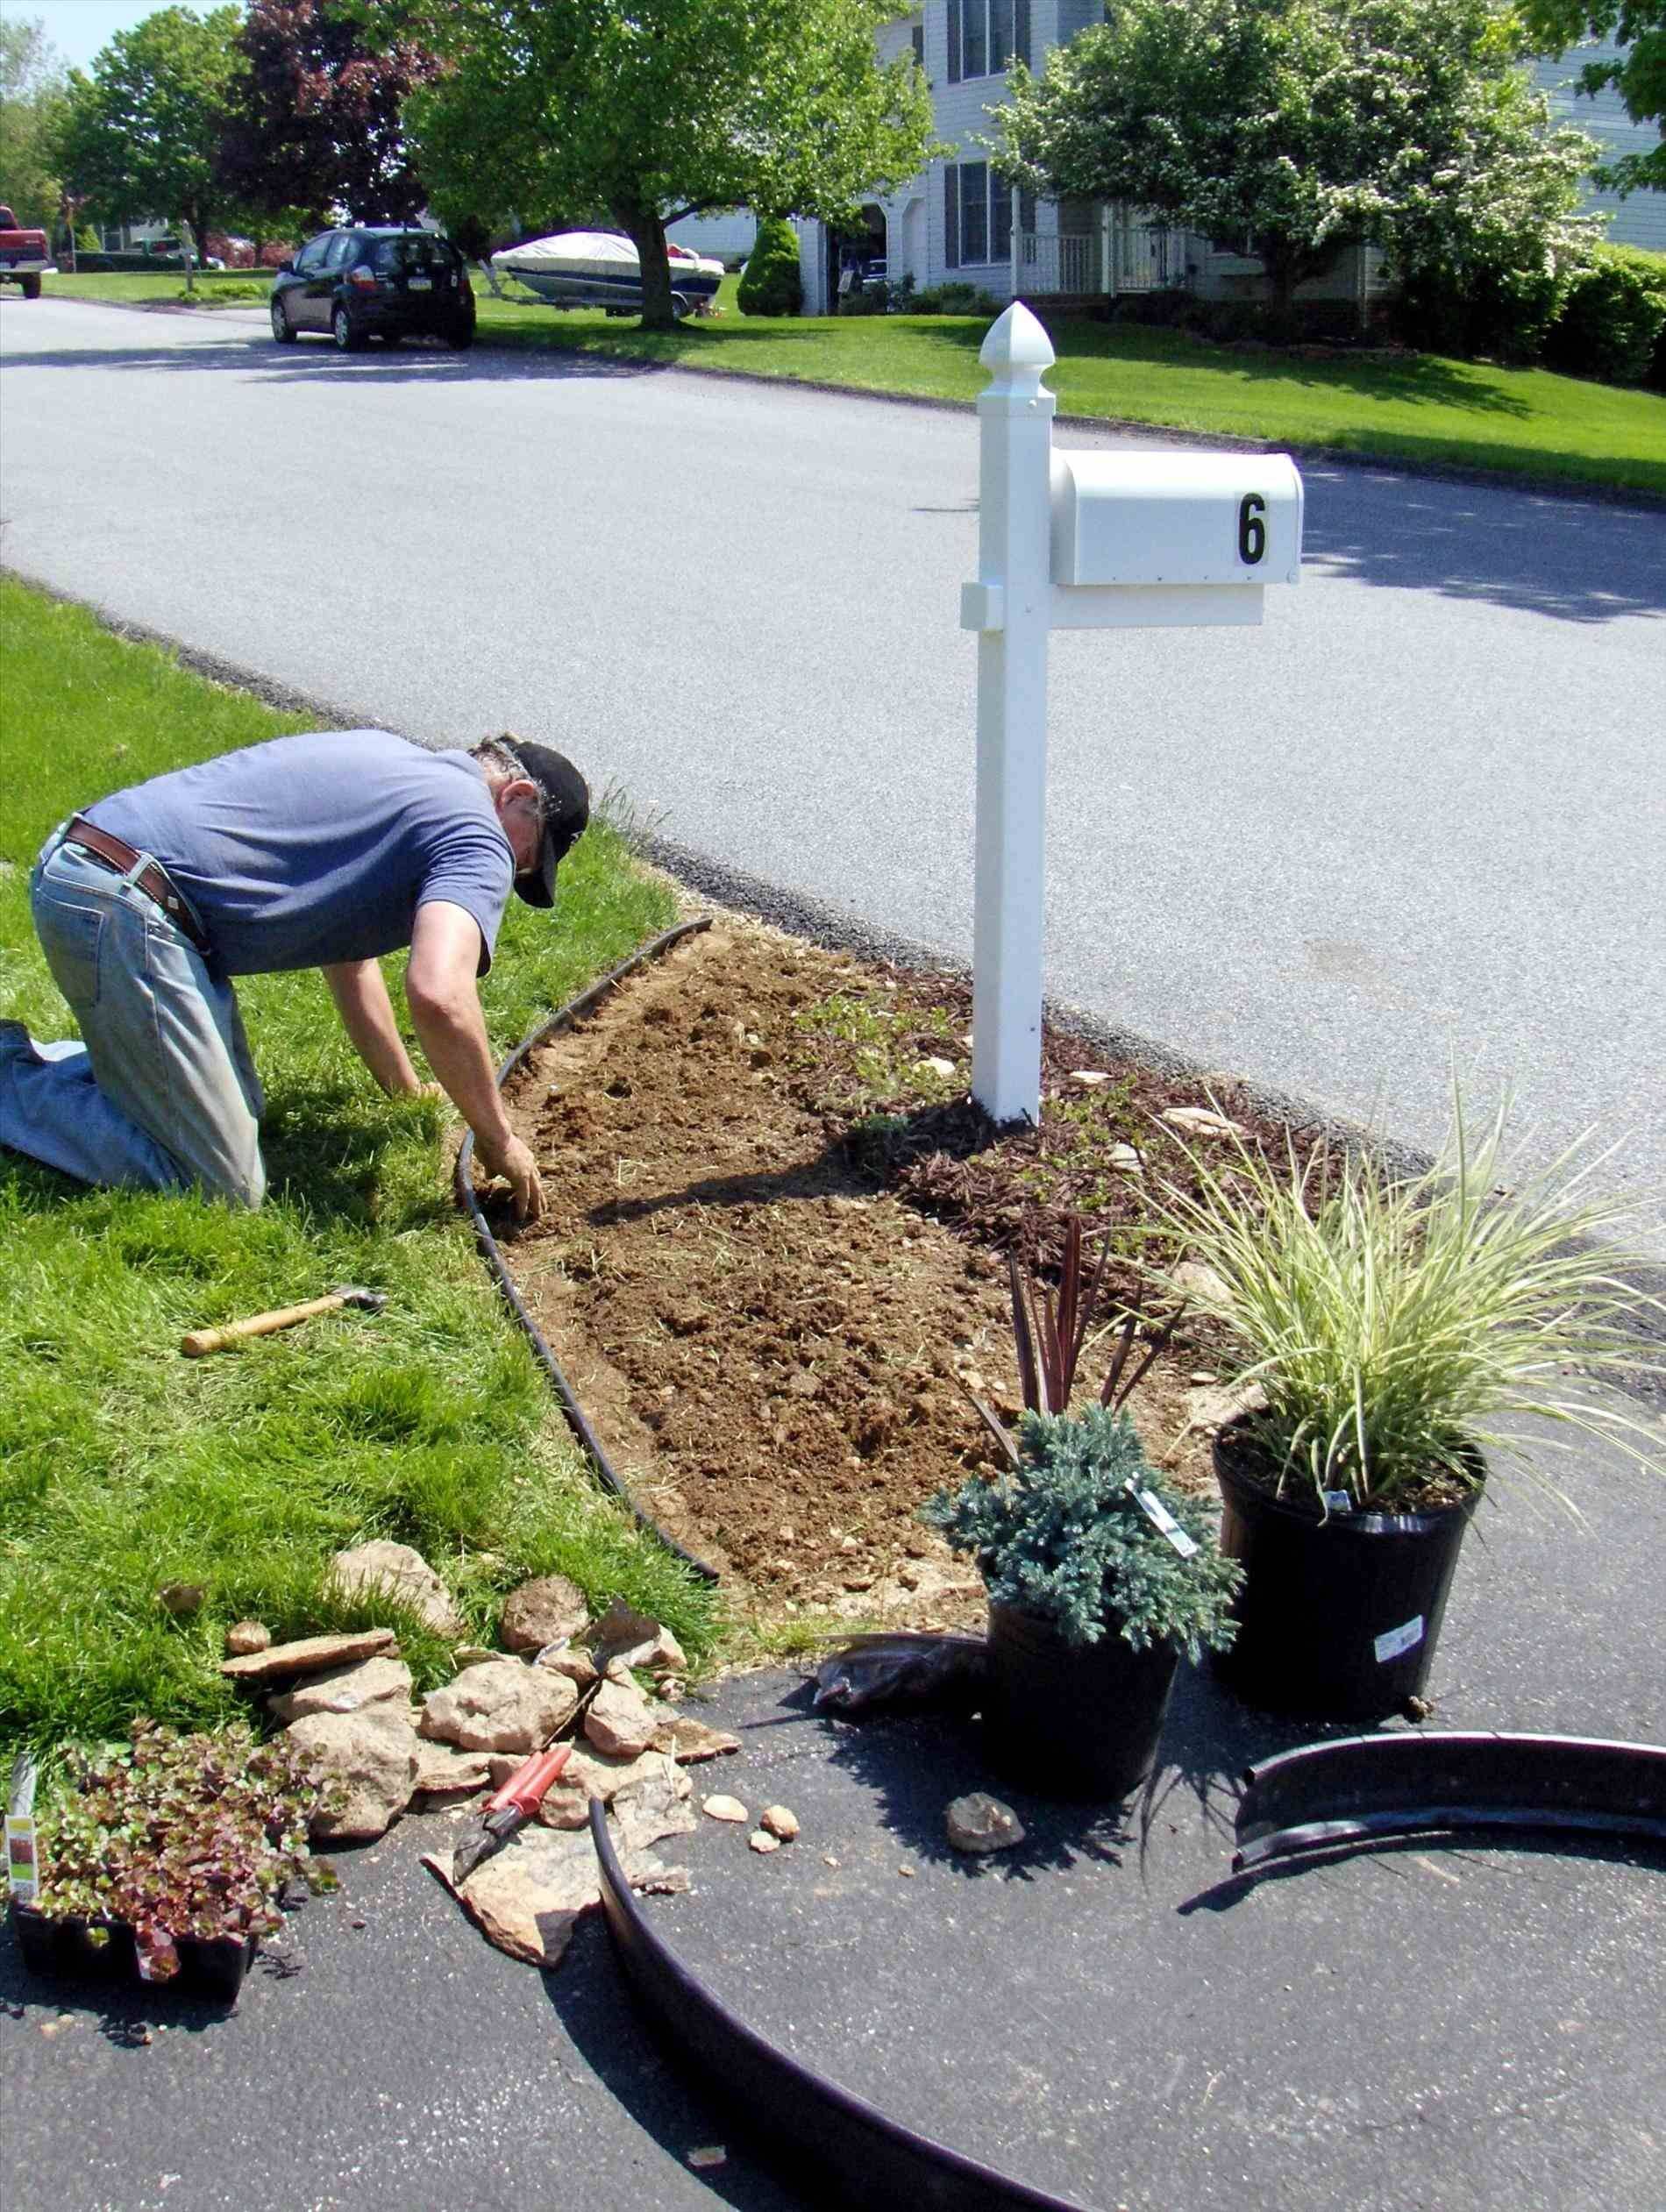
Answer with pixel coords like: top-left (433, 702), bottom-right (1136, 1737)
top-left (1533, 42), bottom-right (1666, 254)
top-left (667, 210), bottom-right (758, 261)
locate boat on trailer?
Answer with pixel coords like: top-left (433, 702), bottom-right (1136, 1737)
top-left (490, 230), bottom-right (724, 317)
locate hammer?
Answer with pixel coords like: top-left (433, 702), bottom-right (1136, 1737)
top-left (180, 1285), bottom-right (388, 1357)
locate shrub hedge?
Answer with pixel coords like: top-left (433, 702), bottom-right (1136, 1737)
top-left (1543, 245), bottom-right (1666, 389)
top-left (737, 217), bottom-right (802, 317)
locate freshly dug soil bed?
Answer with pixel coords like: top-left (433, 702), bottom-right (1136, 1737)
top-left (488, 918), bottom-right (1281, 1626)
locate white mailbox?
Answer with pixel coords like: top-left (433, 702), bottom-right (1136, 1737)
top-left (1051, 450), bottom-right (1303, 591)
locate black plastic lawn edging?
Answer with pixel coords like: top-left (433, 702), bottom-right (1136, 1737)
top-left (1234, 1730), bottom-right (1666, 1872)
top-left (589, 1802), bottom-right (1098, 2212)
top-left (455, 917), bottom-right (720, 1583)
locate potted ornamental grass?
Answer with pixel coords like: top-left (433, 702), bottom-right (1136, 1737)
top-left (8, 1721), bottom-right (335, 1997)
top-left (1147, 1091), bottom-right (1666, 1721)
top-left (927, 1224), bottom-right (1242, 1800)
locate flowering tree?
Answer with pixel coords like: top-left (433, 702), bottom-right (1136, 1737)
top-left (217, 0), bottom-right (438, 229)
top-left (1517, 0), bottom-right (1665, 191)
top-left (377, 0), bottom-right (936, 329)
top-left (993, 0), bottom-right (1598, 316)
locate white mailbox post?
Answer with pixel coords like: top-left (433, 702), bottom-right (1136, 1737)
top-left (960, 302), bottom-right (1302, 1125)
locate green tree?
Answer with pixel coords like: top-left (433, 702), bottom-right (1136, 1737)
top-left (994, 0), bottom-right (1597, 318)
top-left (1516, 1), bottom-right (1665, 190)
top-left (1, 14), bottom-right (68, 235)
top-left (218, 0), bottom-right (438, 230)
top-left (380, 0), bottom-right (936, 329)
top-left (54, 6), bottom-right (244, 291)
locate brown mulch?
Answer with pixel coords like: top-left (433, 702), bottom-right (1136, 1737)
top-left (489, 916), bottom-right (1298, 1627)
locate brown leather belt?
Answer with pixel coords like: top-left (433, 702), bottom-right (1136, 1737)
top-left (61, 816), bottom-right (212, 955)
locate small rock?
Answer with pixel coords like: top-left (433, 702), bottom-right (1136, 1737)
top-left (419, 1659), bottom-right (578, 1753)
top-left (749, 1830), bottom-right (780, 1854)
top-left (268, 1655), bottom-right (413, 1724)
top-left (584, 1675), bottom-right (659, 1760)
top-left (221, 1628), bottom-right (398, 1684)
top-left (451, 1644), bottom-right (496, 1669)
top-left (702, 1794), bottom-right (748, 1824)
top-left (1188, 1371), bottom-right (1219, 1386)
top-left (687, 2147), bottom-right (727, 2171)
top-left (157, 1583), bottom-right (204, 1618)
top-left (759, 1804), bottom-right (799, 1841)
top-left (535, 1643), bottom-right (600, 1689)
top-left (897, 1864), bottom-right (915, 1878)
top-left (1067, 1070), bottom-right (1112, 1087)
top-left (589, 1596), bottom-right (661, 1659)
top-left (329, 1540), bottom-right (465, 1638)
top-left (822, 1853), bottom-right (840, 1868)
top-left (651, 1715), bottom-right (740, 1764)
top-left (224, 1620), bottom-right (271, 1657)
top-left (412, 1742), bottom-right (493, 1797)
top-left (285, 1707), bottom-right (421, 1842)
top-left (918, 1056), bottom-right (956, 1078)
top-left (1163, 1106), bottom-right (1250, 1142)
top-left (1170, 1260), bottom-right (1235, 1312)
top-left (1107, 1143), bottom-right (1143, 1172)
top-left (498, 1575), bottom-right (591, 1654)
top-left (945, 1792), bottom-right (1027, 1855)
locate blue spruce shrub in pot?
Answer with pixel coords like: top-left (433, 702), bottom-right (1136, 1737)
top-left (923, 1405), bottom-right (1242, 1801)
top-left (1147, 1090), bottom-right (1666, 1723)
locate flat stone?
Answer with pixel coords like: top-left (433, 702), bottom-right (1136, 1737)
top-left (221, 1628), bottom-right (398, 1684)
top-left (1107, 1143), bottom-right (1143, 1172)
top-left (589, 1596), bottom-right (661, 1659)
top-left (451, 1645), bottom-right (497, 1669)
top-left (498, 1574), bottom-right (590, 1654)
top-left (537, 1645), bottom-right (600, 1689)
top-left (1163, 1106), bottom-right (1250, 1142)
top-left (702, 1794), bottom-right (748, 1824)
top-left (583, 1674), bottom-right (659, 1760)
top-left (419, 1659), bottom-right (578, 1753)
top-left (945, 1792), bottom-right (1027, 1855)
top-left (412, 1742), bottom-right (493, 1798)
top-left (328, 1540), bottom-right (465, 1638)
top-left (650, 1715), bottom-right (740, 1764)
top-left (1169, 1260), bottom-right (1235, 1313)
top-left (287, 1706), bottom-right (421, 1842)
top-left (268, 1655), bottom-right (414, 1723)
top-left (749, 1830), bottom-right (780, 1854)
top-left (423, 1767), bottom-right (692, 1968)
top-left (1067, 1070), bottom-right (1113, 1087)
top-left (224, 1620), bottom-right (271, 1656)
top-left (918, 1056), bottom-right (956, 1078)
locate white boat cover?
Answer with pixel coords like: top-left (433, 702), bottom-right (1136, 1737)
top-left (492, 231), bottom-right (723, 281)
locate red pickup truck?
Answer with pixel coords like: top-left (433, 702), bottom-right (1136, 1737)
top-left (0, 205), bottom-right (55, 298)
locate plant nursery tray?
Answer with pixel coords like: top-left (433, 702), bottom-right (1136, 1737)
top-left (9, 1901), bottom-right (256, 2002)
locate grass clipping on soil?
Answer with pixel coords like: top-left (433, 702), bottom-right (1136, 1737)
top-left (488, 920), bottom-right (1283, 1629)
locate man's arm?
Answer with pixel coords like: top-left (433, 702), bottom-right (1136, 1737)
top-left (323, 959), bottom-right (432, 1096)
top-left (403, 901), bottom-right (544, 1221)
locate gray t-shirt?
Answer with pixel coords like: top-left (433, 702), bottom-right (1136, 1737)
top-left (89, 730), bottom-right (514, 977)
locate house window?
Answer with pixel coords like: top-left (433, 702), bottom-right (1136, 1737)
top-left (912, 22), bottom-right (925, 68)
top-left (946, 0), bottom-right (1029, 83)
top-left (945, 162), bottom-right (1011, 267)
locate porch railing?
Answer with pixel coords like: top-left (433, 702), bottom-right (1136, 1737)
top-left (1015, 230), bottom-right (1098, 295)
top-left (1014, 223), bottom-right (1188, 298)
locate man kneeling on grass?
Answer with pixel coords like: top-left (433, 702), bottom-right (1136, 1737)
top-left (0, 730), bottom-right (587, 1221)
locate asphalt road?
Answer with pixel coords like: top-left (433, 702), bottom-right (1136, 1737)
top-left (3, 298), bottom-right (1662, 1246)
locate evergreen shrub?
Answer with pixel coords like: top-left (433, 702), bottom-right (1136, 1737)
top-left (922, 1405), bottom-right (1242, 1656)
top-left (1392, 255), bottom-right (1569, 365)
top-left (1542, 245), bottom-right (1666, 389)
top-left (737, 217), bottom-right (802, 317)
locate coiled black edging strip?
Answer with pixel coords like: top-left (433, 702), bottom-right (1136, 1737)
top-left (454, 916), bottom-right (720, 1583)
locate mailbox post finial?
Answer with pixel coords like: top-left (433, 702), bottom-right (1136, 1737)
top-left (979, 301), bottom-right (1056, 396)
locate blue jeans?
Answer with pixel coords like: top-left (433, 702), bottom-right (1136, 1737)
top-left (0, 831), bottom-right (266, 1206)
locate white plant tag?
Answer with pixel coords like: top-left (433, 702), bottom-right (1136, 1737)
top-left (4, 1815), bottom-right (39, 1903)
top-left (1125, 1481), bottom-right (1199, 1558)
top-left (1322, 1490), bottom-right (1353, 1515)
top-left (1375, 1615), bottom-right (1424, 1664)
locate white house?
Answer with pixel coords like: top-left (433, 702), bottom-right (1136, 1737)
top-left (792, 5), bottom-right (1661, 316)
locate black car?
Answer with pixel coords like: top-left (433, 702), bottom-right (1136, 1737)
top-left (269, 227), bottom-right (475, 351)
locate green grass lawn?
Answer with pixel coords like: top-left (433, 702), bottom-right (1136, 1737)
top-left (43, 267), bottom-right (1666, 499)
top-left (0, 576), bottom-right (717, 1756)
top-left (42, 269), bottom-right (271, 307)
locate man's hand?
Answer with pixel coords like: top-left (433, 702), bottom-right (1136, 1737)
top-left (476, 1131), bottom-right (545, 1223)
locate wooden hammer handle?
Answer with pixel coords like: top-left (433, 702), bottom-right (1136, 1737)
top-left (181, 1292), bottom-right (347, 1357)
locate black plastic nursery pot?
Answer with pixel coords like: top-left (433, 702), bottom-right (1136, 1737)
top-left (983, 1601), bottom-right (1181, 1802)
top-left (1211, 1416), bottom-right (1482, 1723)
top-left (9, 1901), bottom-right (257, 2002)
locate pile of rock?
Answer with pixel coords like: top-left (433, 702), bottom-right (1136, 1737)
top-left (221, 1548), bottom-right (735, 1849)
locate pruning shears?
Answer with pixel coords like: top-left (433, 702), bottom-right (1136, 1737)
top-left (451, 1741), bottom-right (576, 1884)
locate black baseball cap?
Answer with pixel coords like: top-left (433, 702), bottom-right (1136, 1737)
top-left (507, 740), bottom-right (590, 907)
